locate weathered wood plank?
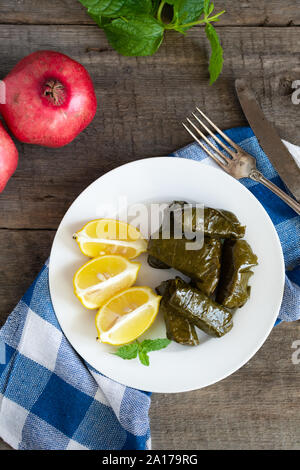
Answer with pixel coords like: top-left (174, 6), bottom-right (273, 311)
top-left (150, 321), bottom-right (300, 450)
top-left (0, 25), bottom-right (299, 229)
top-left (0, 1), bottom-right (299, 26)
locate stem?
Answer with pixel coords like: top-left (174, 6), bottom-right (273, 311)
top-left (209, 10), bottom-right (226, 21)
top-left (157, 1), bottom-right (166, 24)
top-left (170, 9), bottom-right (225, 30)
top-left (42, 79), bottom-right (66, 106)
top-left (172, 18), bottom-right (207, 29)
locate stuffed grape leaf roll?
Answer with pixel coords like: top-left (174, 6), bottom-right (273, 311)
top-left (169, 278), bottom-right (233, 338)
top-left (163, 306), bottom-right (200, 346)
top-left (157, 280), bottom-right (199, 346)
top-left (166, 201), bottom-right (246, 239)
top-left (148, 236), bottom-right (222, 296)
top-left (216, 239), bottom-right (258, 308)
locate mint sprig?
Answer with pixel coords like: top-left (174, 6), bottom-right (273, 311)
top-left (113, 338), bottom-right (171, 366)
top-left (79, 0), bottom-right (225, 84)
top-left (113, 342), bottom-right (139, 360)
top-left (205, 23), bottom-right (223, 85)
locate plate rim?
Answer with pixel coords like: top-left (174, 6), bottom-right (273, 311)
top-left (49, 156), bottom-right (285, 393)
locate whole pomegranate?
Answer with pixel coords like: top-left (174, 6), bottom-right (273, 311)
top-left (0, 122), bottom-right (18, 192)
top-left (0, 51), bottom-right (97, 148)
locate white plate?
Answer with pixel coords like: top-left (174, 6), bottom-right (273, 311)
top-left (49, 157), bottom-right (285, 393)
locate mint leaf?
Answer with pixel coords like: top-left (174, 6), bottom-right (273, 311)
top-left (140, 338), bottom-right (171, 352)
top-left (174, 0), bottom-right (205, 26)
top-left (79, 0), bottom-right (152, 17)
top-left (205, 23), bottom-right (223, 85)
top-left (138, 348), bottom-right (150, 366)
top-left (104, 16), bottom-right (164, 56)
top-left (152, 0), bottom-right (162, 15)
top-left (137, 338), bottom-right (171, 366)
top-left (79, 0), bottom-right (100, 7)
top-left (113, 337), bottom-right (171, 366)
top-left (203, 0), bottom-right (210, 15)
top-left (113, 342), bottom-right (139, 360)
top-left (88, 12), bottom-right (111, 27)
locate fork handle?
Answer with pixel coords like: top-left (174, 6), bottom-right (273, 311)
top-left (249, 170), bottom-right (300, 215)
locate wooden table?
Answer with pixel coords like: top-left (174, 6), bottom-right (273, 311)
top-left (0, 1), bottom-right (299, 450)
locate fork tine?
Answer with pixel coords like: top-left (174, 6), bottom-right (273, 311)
top-left (182, 123), bottom-right (228, 170)
top-left (196, 108), bottom-right (240, 151)
top-left (186, 118), bottom-right (231, 164)
top-left (192, 112), bottom-right (236, 159)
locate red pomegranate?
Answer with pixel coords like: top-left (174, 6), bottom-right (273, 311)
top-left (0, 121), bottom-right (18, 192)
top-left (0, 51), bottom-right (97, 148)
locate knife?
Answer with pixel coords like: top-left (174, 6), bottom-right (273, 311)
top-left (235, 78), bottom-right (300, 202)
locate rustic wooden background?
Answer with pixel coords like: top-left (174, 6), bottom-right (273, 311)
top-left (0, 0), bottom-right (299, 450)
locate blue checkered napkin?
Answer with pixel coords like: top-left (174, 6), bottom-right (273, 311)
top-left (173, 126), bottom-right (300, 323)
top-left (0, 261), bottom-right (151, 450)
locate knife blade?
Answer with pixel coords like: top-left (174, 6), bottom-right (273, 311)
top-left (235, 78), bottom-right (300, 202)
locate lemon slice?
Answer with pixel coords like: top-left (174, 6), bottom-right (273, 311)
top-left (95, 286), bottom-right (161, 345)
top-left (73, 219), bottom-right (147, 259)
top-left (73, 255), bottom-right (140, 309)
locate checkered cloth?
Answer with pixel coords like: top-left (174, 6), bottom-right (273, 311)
top-left (0, 127), bottom-right (299, 450)
top-left (0, 262), bottom-right (151, 450)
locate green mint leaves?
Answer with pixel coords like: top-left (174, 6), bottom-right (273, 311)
top-left (79, 0), bottom-right (152, 17)
top-left (205, 23), bottom-right (223, 85)
top-left (165, 0), bottom-right (206, 29)
top-left (104, 16), bottom-right (164, 56)
top-left (79, 0), bottom-right (225, 84)
top-left (113, 338), bottom-right (171, 366)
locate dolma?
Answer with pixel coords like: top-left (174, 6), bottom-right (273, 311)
top-left (217, 239), bottom-right (258, 309)
top-left (164, 306), bottom-right (200, 346)
top-left (165, 201), bottom-right (245, 239)
top-left (169, 278), bottom-right (233, 338)
top-left (148, 236), bottom-right (222, 296)
top-left (157, 280), bottom-right (199, 346)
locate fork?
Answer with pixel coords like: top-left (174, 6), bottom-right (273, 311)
top-left (183, 108), bottom-right (300, 215)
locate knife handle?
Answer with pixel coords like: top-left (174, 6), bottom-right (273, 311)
top-left (249, 170), bottom-right (300, 215)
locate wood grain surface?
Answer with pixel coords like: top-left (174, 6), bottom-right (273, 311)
top-left (0, 0), bottom-right (299, 451)
top-left (150, 322), bottom-right (300, 450)
top-left (0, 25), bottom-right (299, 231)
top-left (0, 1), bottom-right (299, 25)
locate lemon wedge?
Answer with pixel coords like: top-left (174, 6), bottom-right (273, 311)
top-left (73, 255), bottom-right (140, 309)
top-left (73, 219), bottom-right (147, 259)
top-left (95, 286), bottom-right (161, 345)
